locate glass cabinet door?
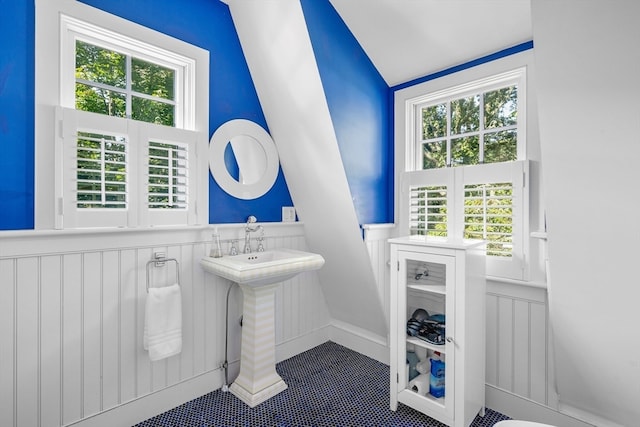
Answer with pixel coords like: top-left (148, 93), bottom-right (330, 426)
top-left (395, 250), bottom-right (455, 422)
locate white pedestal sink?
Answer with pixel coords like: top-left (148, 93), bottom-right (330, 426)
top-left (200, 248), bottom-right (324, 407)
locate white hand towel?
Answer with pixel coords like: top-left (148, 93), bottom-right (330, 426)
top-left (144, 283), bottom-right (182, 361)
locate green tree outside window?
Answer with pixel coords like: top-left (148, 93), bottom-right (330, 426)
top-left (420, 85), bottom-right (518, 169)
top-left (75, 40), bottom-right (176, 126)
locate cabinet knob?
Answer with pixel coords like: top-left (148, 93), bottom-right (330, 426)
top-left (446, 336), bottom-right (454, 343)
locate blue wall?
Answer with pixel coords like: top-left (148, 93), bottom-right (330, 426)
top-left (0, 0), bottom-right (393, 230)
top-left (301, 0), bottom-right (392, 224)
top-left (0, 0), bottom-right (35, 230)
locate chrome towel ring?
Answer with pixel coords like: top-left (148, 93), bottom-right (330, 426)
top-left (146, 253), bottom-right (180, 293)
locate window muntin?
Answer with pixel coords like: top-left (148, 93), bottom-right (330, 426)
top-left (75, 39), bottom-right (176, 127)
top-left (418, 83), bottom-right (519, 169)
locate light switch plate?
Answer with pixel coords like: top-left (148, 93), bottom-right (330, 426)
top-left (282, 207), bottom-right (296, 222)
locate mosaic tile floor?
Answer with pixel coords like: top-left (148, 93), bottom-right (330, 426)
top-left (135, 341), bottom-right (510, 427)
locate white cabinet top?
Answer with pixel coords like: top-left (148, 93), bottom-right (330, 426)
top-left (388, 236), bottom-right (485, 250)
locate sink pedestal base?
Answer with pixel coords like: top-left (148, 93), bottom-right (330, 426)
top-left (230, 283), bottom-right (287, 407)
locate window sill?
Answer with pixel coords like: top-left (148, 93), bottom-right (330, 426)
top-left (0, 224), bottom-right (211, 240)
top-left (1, 221), bottom-right (307, 240)
top-left (486, 274), bottom-right (547, 289)
top-left (361, 223), bottom-right (395, 230)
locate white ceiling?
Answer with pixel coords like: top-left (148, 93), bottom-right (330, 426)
top-left (329, 0), bottom-right (533, 86)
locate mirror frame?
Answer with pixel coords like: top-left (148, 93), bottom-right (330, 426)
top-left (209, 119), bottom-right (280, 200)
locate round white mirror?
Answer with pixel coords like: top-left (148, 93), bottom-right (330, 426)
top-left (209, 119), bottom-right (280, 200)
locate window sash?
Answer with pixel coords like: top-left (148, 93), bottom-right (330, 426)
top-left (416, 87), bottom-right (519, 169)
top-left (74, 39), bottom-right (178, 126)
top-left (409, 68), bottom-right (526, 172)
top-left (60, 14), bottom-right (194, 129)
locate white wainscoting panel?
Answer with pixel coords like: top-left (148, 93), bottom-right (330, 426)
top-left (0, 223), bottom-right (330, 427)
top-left (363, 224), bottom-right (394, 327)
top-left (486, 280), bottom-right (550, 407)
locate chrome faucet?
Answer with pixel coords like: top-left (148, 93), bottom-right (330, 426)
top-left (244, 215), bottom-right (263, 254)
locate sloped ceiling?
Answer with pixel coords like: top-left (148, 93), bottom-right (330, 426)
top-left (329, 0), bottom-right (533, 86)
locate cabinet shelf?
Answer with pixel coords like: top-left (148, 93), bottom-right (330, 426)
top-left (405, 388), bottom-right (446, 405)
top-left (407, 336), bottom-right (447, 354)
top-left (407, 283), bottom-right (446, 295)
top-left (418, 390), bottom-right (445, 406)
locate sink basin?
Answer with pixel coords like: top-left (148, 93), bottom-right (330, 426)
top-left (200, 248), bottom-right (325, 287)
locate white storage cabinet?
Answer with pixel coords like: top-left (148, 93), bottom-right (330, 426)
top-left (389, 236), bottom-right (486, 427)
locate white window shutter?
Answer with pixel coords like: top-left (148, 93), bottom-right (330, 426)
top-left (58, 107), bottom-right (134, 228)
top-left (400, 160), bottom-right (528, 280)
top-left (455, 160), bottom-right (529, 280)
top-left (136, 122), bottom-right (200, 227)
top-left (399, 168), bottom-right (455, 237)
top-left (408, 185), bottom-right (448, 237)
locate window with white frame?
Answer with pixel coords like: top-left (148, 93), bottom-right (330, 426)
top-left (74, 39), bottom-right (178, 126)
top-left (413, 69), bottom-right (524, 170)
top-left (400, 68), bottom-right (528, 280)
top-left (35, 0), bottom-right (208, 229)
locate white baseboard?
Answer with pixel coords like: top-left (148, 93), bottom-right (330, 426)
top-left (275, 321), bottom-right (390, 365)
top-left (276, 326), bottom-right (330, 362)
top-left (328, 320), bottom-right (390, 364)
top-left (67, 370), bottom-right (223, 427)
top-left (276, 322), bottom-right (391, 365)
top-left (486, 385), bottom-right (595, 427)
